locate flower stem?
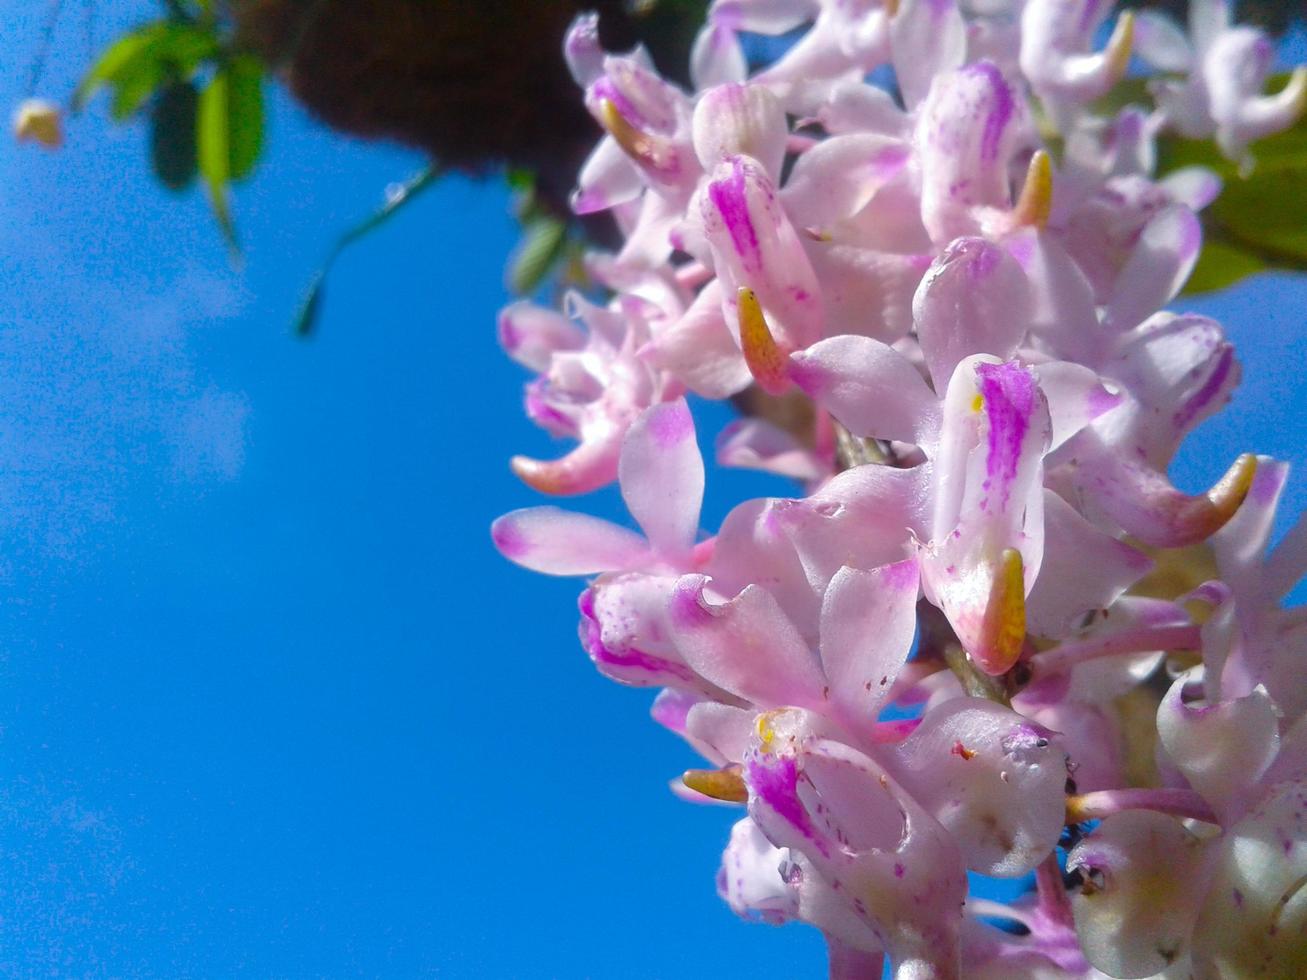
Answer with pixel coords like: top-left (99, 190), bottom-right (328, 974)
top-left (1033, 623), bottom-right (1200, 676)
top-left (1066, 788), bottom-right (1219, 825)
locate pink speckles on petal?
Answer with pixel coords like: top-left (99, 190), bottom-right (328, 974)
top-left (976, 360), bottom-right (1038, 511)
top-left (967, 62), bottom-right (1016, 163)
top-left (647, 400), bottom-right (695, 448)
top-left (707, 158), bottom-right (761, 269)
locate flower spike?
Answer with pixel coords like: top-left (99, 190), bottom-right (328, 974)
top-left (737, 287), bottom-right (790, 395)
top-left (1091, 452), bottom-right (1260, 548)
top-left (491, 5), bottom-right (1307, 977)
top-left (510, 447), bottom-right (615, 496)
top-left (1160, 452), bottom-right (1259, 546)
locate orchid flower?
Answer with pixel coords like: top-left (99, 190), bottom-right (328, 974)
top-left (1137, 0), bottom-right (1307, 164)
top-left (492, 2), bottom-right (1307, 975)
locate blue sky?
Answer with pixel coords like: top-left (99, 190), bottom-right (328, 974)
top-left (1, 2), bottom-right (1304, 976)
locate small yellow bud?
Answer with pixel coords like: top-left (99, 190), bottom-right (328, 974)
top-left (13, 99), bottom-right (63, 149)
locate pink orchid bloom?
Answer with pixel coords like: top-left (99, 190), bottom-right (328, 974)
top-left (502, 292), bottom-right (676, 496)
top-left (493, 2), bottom-right (1307, 975)
top-left (787, 240), bottom-right (1131, 673)
top-left (1137, 0), bottom-right (1307, 163)
top-left (1068, 675), bottom-right (1307, 978)
top-left (1020, 0), bottom-right (1134, 119)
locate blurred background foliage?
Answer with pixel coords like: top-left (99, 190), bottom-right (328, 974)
top-left (33, 0), bottom-right (1307, 327)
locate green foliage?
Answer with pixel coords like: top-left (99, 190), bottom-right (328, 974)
top-left (504, 170), bottom-right (575, 297)
top-left (75, 22), bottom-right (218, 116)
top-left (226, 56), bottom-right (264, 181)
top-left (150, 80), bottom-right (199, 190)
top-left (294, 168), bottom-right (444, 337)
top-left (507, 217), bottom-right (569, 296)
top-left (76, 5), bottom-right (264, 241)
top-left (197, 66), bottom-right (235, 244)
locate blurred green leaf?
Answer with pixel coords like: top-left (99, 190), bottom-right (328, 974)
top-left (74, 25), bottom-right (163, 110)
top-left (1182, 238), bottom-right (1269, 295)
top-left (76, 21), bottom-right (219, 115)
top-left (198, 66), bottom-right (235, 246)
top-left (226, 55), bottom-right (264, 181)
top-left (110, 57), bottom-right (166, 121)
top-left (507, 216), bottom-right (567, 295)
top-left (77, 19), bottom-right (220, 138)
top-left (150, 80), bottom-right (199, 191)
top-left (295, 167), bottom-right (444, 336)
top-left (1210, 163), bottom-right (1307, 263)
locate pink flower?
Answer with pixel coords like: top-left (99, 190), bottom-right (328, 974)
top-left (1137, 0), bottom-right (1307, 163)
top-left (492, 3), bottom-right (1307, 975)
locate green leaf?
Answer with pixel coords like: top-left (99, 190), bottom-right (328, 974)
top-left (74, 25), bottom-right (164, 110)
top-left (110, 57), bottom-right (166, 121)
top-left (506, 216), bottom-right (567, 295)
top-left (197, 67), bottom-right (235, 246)
top-left (150, 80), bottom-right (199, 191)
top-left (294, 167), bottom-right (444, 336)
top-left (76, 21), bottom-right (219, 116)
top-left (226, 55), bottom-right (264, 181)
top-left (1210, 162), bottom-right (1307, 264)
top-left (193, 55), bottom-right (265, 239)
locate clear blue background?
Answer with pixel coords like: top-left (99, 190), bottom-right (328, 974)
top-left (1, 3), bottom-right (1303, 976)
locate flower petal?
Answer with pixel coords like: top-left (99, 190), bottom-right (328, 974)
top-left (702, 155), bottom-right (825, 350)
top-left (641, 283), bottom-right (752, 399)
top-left (789, 335), bottom-right (940, 447)
top-left (1157, 677), bottom-right (1280, 824)
top-left (1068, 810), bottom-right (1209, 979)
top-left (619, 399), bottom-right (705, 561)
top-left (581, 577), bottom-right (723, 693)
top-left (1191, 779), bottom-right (1307, 978)
top-left (781, 134), bottom-right (911, 235)
top-left (745, 719), bottom-right (968, 975)
top-left (891, 0), bottom-right (967, 109)
top-left (692, 83), bottom-right (787, 177)
top-left (498, 301), bottom-right (586, 372)
top-left (669, 576), bottom-right (828, 709)
top-left (1104, 205), bottom-right (1203, 331)
top-left (691, 22), bottom-right (748, 91)
top-left (891, 699), bottom-right (1068, 876)
top-left (914, 238), bottom-right (1031, 393)
top-left (492, 507), bottom-right (648, 575)
top-left (819, 561), bottom-right (921, 734)
top-left (1032, 361), bottom-right (1122, 453)
top-left (717, 817), bottom-right (800, 925)
top-left (715, 417), bottom-right (829, 482)
top-left (1025, 490), bottom-right (1152, 639)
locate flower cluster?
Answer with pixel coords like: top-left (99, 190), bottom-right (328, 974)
top-left (493, 1), bottom-right (1307, 976)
